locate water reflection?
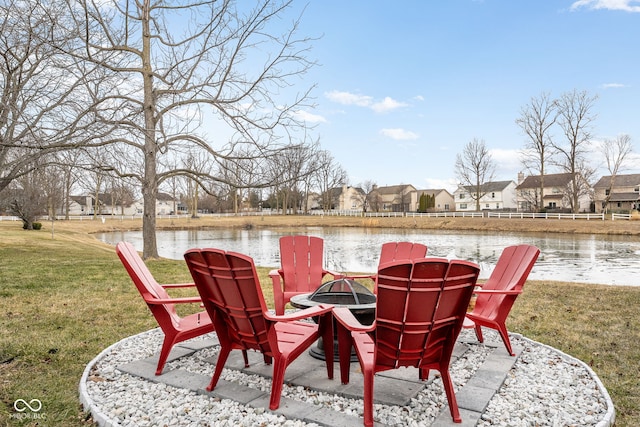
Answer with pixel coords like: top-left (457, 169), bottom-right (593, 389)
top-left (97, 228), bottom-right (640, 286)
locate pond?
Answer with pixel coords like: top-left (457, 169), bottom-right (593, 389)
top-left (97, 227), bottom-right (640, 286)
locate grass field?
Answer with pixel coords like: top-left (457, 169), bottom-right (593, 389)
top-left (1, 216), bottom-right (639, 426)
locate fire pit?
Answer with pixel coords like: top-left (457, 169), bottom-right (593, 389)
top-left (289, 278), bottom-right (376, 360)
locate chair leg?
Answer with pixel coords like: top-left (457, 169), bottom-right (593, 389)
top-left (242, 350), bottom-right (249, 367)
top-left (419, 367), bottom-right (430, 381)
top-left (337, 324), bottom-right (353, 384)
top-left (155, 335), bottom-right (177, 375)
top-left (440, 368), bottom-right (462, 423)
top-left (362, 368), bottom-right (374, 427)
top-left (474, 323), bottom-right (484, 343)
top-left (497, 324), bottom-right (515, 356)
top-left (269, 356), bottom-right (288, 410)
top-left (319, 314), bottom-right (334, 379)
top-left (207, 346), bottom-right (232, 391)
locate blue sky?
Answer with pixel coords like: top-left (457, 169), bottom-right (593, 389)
top-left (284, 0), bottom-right (640, 191)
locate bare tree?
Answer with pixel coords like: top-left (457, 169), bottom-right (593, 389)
top-left (0, 2), bottom-right (111, 196)
top-left (368, 185), bottom-right (383, 213)
top-left (106, 180), bottom-right (136, 215)
top-left (5, 157), bottom-right (49, 229)
top-left (314, 150), bottom-right (347, 211)
top-left (516, 92), bottom-right (558, 211)
top-left (218, 147), bottom-right (261, 214)
top-left (455, 138), bottom-right (496, 211)
top-left (65, 0), bottom-right (318, 257)
top-left (353, 180), bottom-right (376, 213)
top-left (600, 134), bottom-right (633, 212)
top-left (180, 151), bottom-right (213, 217)
top-left (553, 89), bottom-right (598, 213)
top-left (267, 143), bottom-right (319, 214)
top-left (56, 150), bottom-right (84, 219)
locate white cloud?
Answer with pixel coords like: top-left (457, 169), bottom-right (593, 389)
top-left (379, 128), bottom-right (419, 140)
top-left (601, 82), bottom-right (627, 88)
top-left (423, 177), bottom-right (458, 193)
top-left (325, 91), bottom-right (406, 113)
top-left (293, 110), bottom-right (327, 123)
top-left (489, 148), bottom-right (523, 178)
top-left (325, 90), bottom-right (373, 107)
top-left (571, 0), bottom-right (640, 12)
top-left (371, 97), bottom-right (408, 113)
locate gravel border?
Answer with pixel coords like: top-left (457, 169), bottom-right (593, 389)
top-left (80, 329), bottom-right (615, 426)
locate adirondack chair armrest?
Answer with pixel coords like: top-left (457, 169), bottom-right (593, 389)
top-left (323, 269), bottom-right (344, 279)
top-left (264, 304), bottom-right (334, 322)
top-left (147, 296), bottom-right (204, 305)
top-left (269, 268), bottom-right (285, 306)
top-left (161, 282), bottom-right (196, 289)
top-left (269, 269), bottom-right (284, 286)
top-left (269, 268), bottom-right (284, 279)
top-left (341, 272), bottom-right (376, 280)
top-left (474, 289), bottom-right (522, 296)
top-left (332, 307), bottom-right (375, 332)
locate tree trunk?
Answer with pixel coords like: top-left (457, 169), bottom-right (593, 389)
top-left (141, 0), bottom-right (159, 259)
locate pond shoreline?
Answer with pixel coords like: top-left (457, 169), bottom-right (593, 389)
top-left (78, 214), bottom-right (640, 236)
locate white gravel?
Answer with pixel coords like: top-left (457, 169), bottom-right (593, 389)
top-left (80, 328), bottom-right (615, 427)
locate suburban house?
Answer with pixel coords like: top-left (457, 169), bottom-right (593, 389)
top-left (369, 184), bottom-right (418, 212)
top-left (155, 192), bottom-right (180, 215)
top-left (65, 195), bottom-right (95, 216)
top-left (60, 194), bottom-right (136, 216)
top-left (306, 185), bottom-right (365, 211)
top-left (334, 185), bottom-right (366, 211)
top-left (516, 172), bottom-right (591, 212)
top-left (308, 185), bottom-right (366, 211)
top-left (416, 189), bottom-right (454, 212)
top-left (592, 173), bottom-right (640, 213)
top-left (453, 180), bottom-right (517, 212)
top-left (57, 192), bottom-right (179, 216)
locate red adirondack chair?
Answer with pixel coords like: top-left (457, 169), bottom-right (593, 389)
top-left (334, 258), bottom-right (480, 425)
top-left (184, 248), bottom-right (334, 410)
top-left (464, 244), bottom-right (540, 356)
top-left (269, 235), bottom-right (342, 315)
top-left (344, 241), bottom-right (428, 292)
top-left (115, 241), bottom-right (214, 375)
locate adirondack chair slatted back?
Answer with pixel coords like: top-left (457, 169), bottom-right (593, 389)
top-left (116, 241), bottom-right (180, 326)
top-left (374, 258), bottom-right (479, 371)
top-left (184, 248), bottom-right (271, 354)
top-left (378, 241), bottom-right (428, 265)
top-left (116, 241), bottom-right (214, 375)
top-left (336, 257), bottom-right (480, 425)
top-left (473, 244), bottom-right (540, 320)
top-left (279, 235), bottom-right (325, 293)
top-left (464, 244), bottom-right (540, 356)
top-left (185, 247), bottom-right (334, 411)
top-left (370, 242), bottom-right (429, 293)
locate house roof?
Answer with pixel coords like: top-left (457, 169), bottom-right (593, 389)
top-left (460, 180), bottom-right (514, 193)
top-left (71, 194), bottom-right (112, 205)
top-left (70, 196), bottom-right (89, 206)
top-left (418, 189), bottom-right (453, 198)
top-left (374, 184), bottom-right (416, 194)
top-left (608, 192), bottom-right (640, 202)
top-left (593, 173), bottom-right (640, 189)
top-left (328, 186), bottom-right (365, 198)
top-left (516, 173), bottom-right (573, 190)
top-left (157, 192), bottom-right (176, 201)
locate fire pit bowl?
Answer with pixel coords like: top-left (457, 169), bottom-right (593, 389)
top-left (289, 278), bottom-right (376, 360)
